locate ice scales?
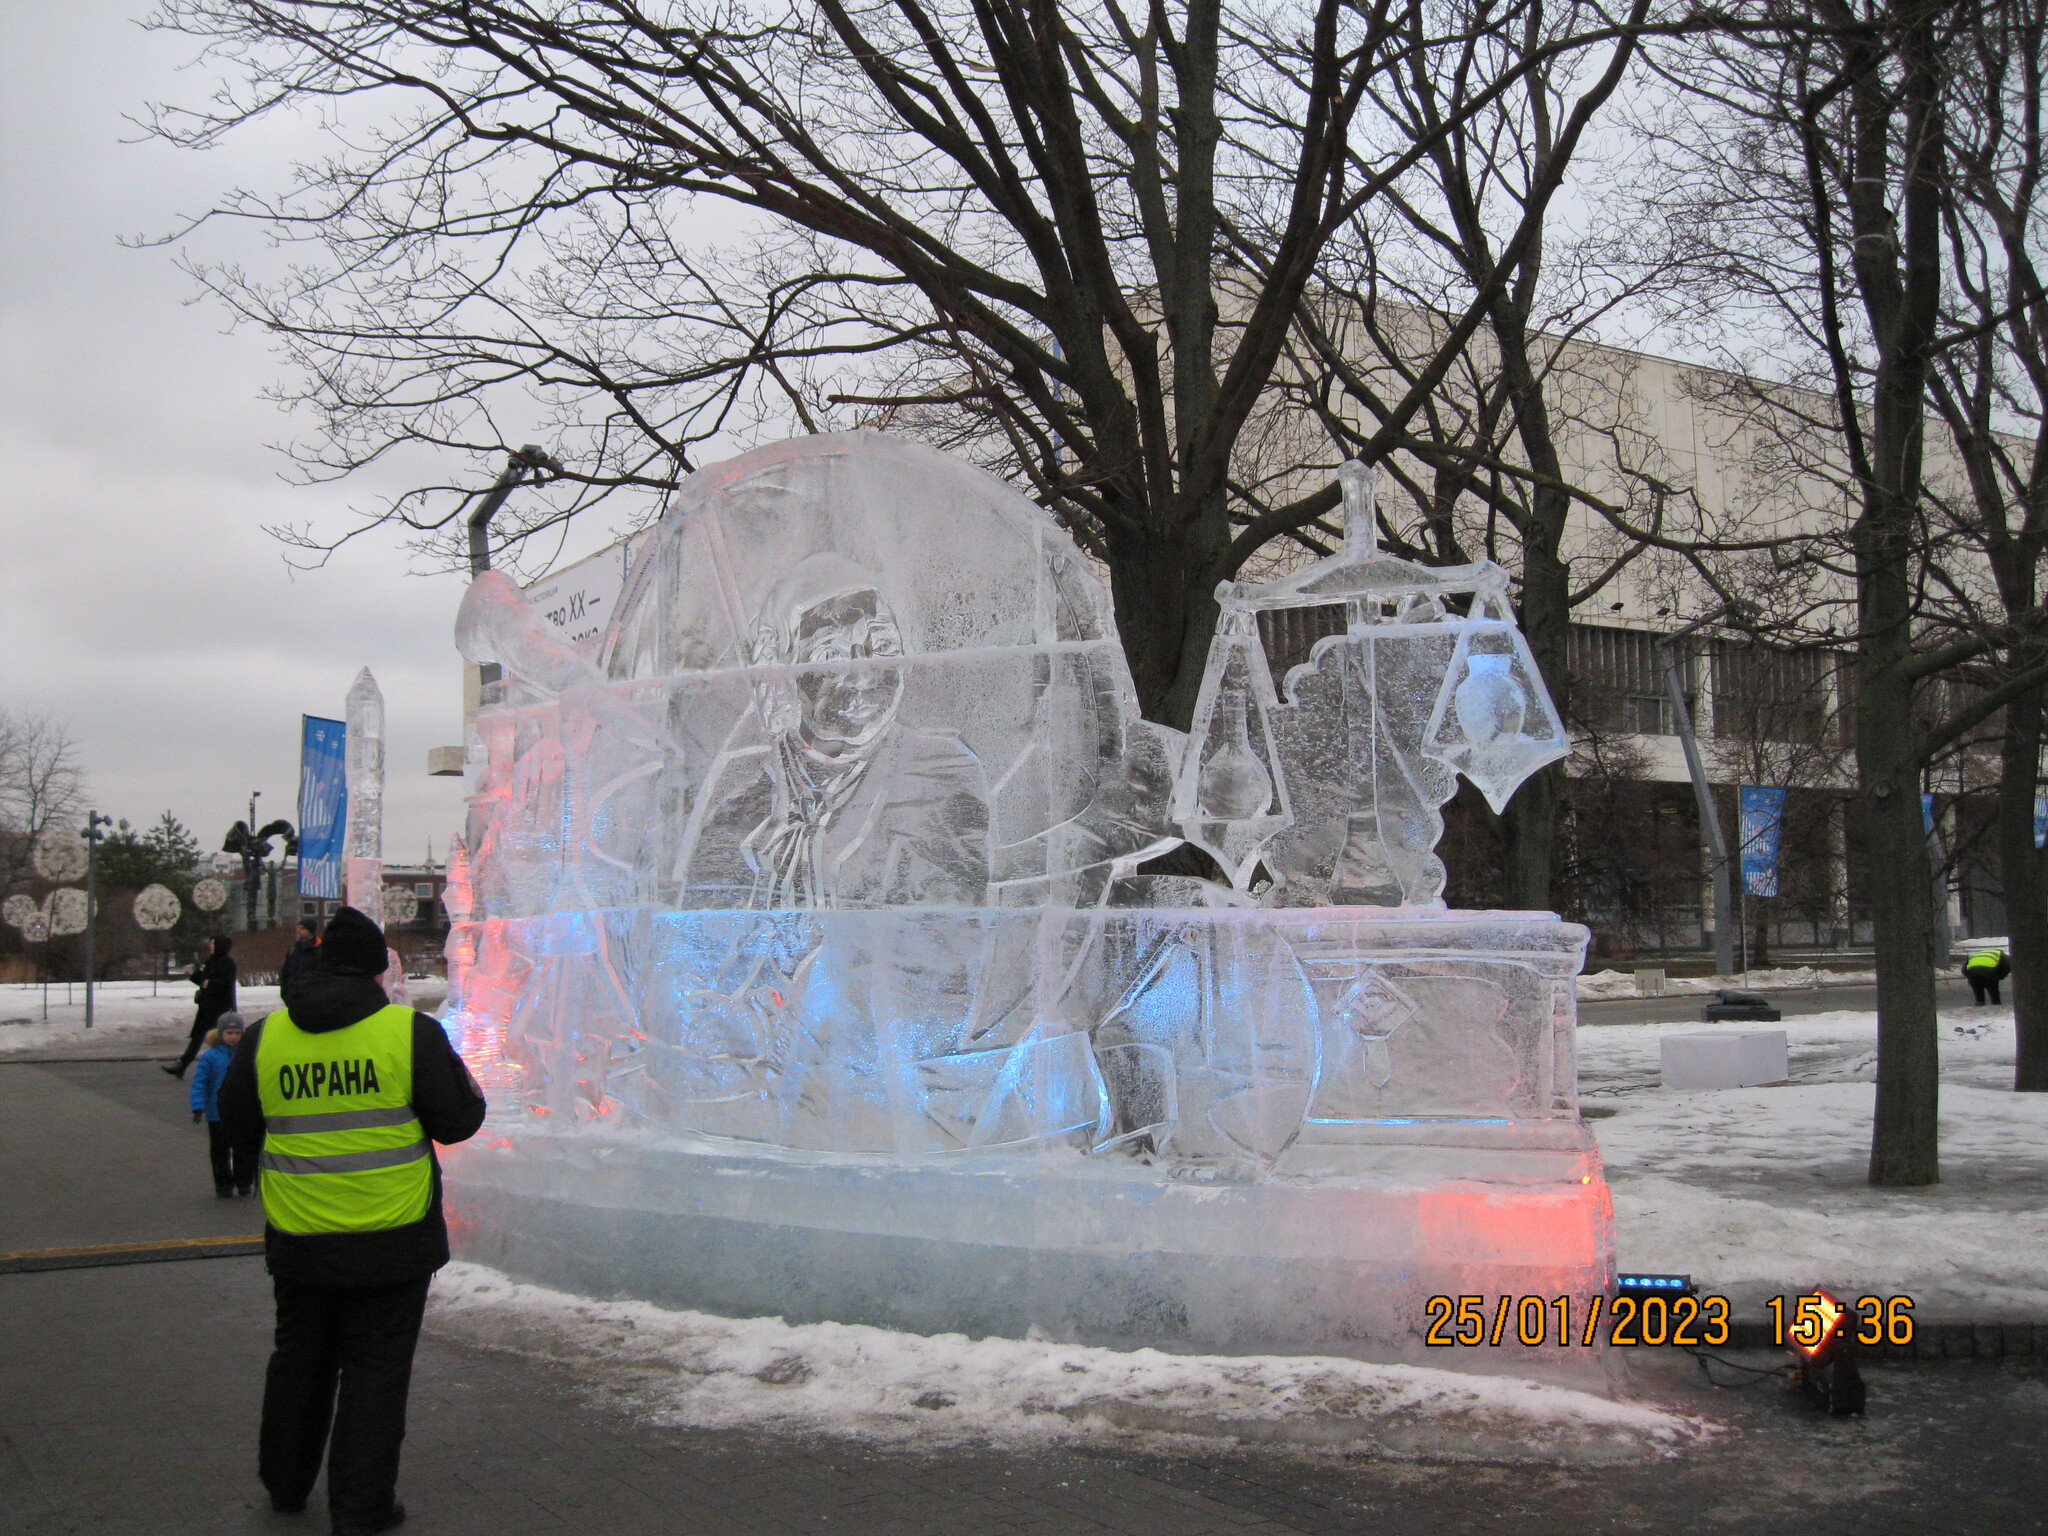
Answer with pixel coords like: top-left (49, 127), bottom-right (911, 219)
top-left (440, 434), bottom-right (1611, 1381)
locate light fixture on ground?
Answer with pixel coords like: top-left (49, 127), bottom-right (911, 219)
top-left (1786, 1288), bottom-right (1865, 1415)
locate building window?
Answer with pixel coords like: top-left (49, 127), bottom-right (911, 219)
top-left (1568, 624), bottom-right (1687, 737)
top-left (415, 882), bottom-right (435, 897)
top-left (300, 901), bottom-right (319, 919)
top-left (1711, 640), bottom-right (1832, 743)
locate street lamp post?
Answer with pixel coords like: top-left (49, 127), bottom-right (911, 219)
top-left (1656, 605), bottom-right (1748, 978)
top-left (245, 791), bottom-right (262, 930)
top-left (465, 445), bottom-right (558, 694)
top-left (82, 811), bottom-right (111, 1028)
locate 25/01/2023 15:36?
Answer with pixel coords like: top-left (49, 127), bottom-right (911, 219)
top-left (1424, 1292), bottom-right (1918, 1347)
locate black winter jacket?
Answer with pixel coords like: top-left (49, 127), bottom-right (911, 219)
top-left (190, 953), bottom-right (238, 1010)
top-left (277, 937), bottom-right (321, 1004)
top-left (219, 967), bottom-right (487, 1287)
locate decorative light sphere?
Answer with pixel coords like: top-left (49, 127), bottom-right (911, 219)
top-left (2, 894), bottom-right (42, 935)
top-left (134, 884), bottom-right (183, 932)
top-left (32, 831), bottom-right (88, 884)
top-left (191, 878), bottom-right (229, 913)
top-left (47, 888), bottom-right (91, 937)
top-left (383, 884), bottom-right (420, 925)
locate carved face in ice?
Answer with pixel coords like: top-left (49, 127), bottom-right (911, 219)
top-left (751, 552), bottom-right (906, 754)
top-left (791, 588), bottom-right (905, 750)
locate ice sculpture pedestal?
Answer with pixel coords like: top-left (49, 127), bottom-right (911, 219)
top-left (444, 908), bottom-right (1612, 1386)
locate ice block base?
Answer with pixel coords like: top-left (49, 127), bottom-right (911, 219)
top-left (445, 1125), bottom-right (1617, 1390)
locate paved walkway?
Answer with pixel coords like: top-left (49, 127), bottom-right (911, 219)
top-left (5, 1059), bottom-right (2046, 1535)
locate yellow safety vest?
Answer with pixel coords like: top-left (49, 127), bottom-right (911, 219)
top-left (1965, 951), bottom-right (2005, 973)
top-left (255, 1003), bottom-right (432, 1236)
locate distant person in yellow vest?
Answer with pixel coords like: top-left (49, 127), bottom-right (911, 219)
top-left (1963, 945), bottom-right (2011, 1006)
top-left (219, 905), bottom-right (484, 1536)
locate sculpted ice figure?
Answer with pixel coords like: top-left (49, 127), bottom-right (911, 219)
top-left (683, 553), bottom-right (990, 909)
top-left (453, 435), bottom-right (1199, 1151)
top-left (1177, 461), bottom-right (1568, 905)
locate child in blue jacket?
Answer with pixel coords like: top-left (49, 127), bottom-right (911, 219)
top-left (190, 1014), bottom-right (253, 1197)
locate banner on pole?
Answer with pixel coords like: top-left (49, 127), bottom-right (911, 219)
top-left (296, 715), bottom-right (347, 900)
top-left (2036, 794), bottom-right (2047, 850)
top-left (1738, 785), bottom-right (1788, 898)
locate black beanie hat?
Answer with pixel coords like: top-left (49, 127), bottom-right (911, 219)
top-left (318, 906), bottom-right (389, 976)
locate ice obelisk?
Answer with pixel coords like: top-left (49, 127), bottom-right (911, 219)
top-left (344, 667), bottom-right (408, 1002)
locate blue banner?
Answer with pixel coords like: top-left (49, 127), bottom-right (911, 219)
top-left (1923, 791), bottom-right (1936, 836)
top-left (296, 715), bottom-right (347, 900)
top-left (1739, 785), bottom-right (1788, 898)
top-left (2036, 795), bottom-right (2047, 850)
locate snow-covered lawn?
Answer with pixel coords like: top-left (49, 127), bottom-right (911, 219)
top-left (0, 978), bottom-right (446, 1056)
top-left (0, 981), bottom-right (282, 1056)
top-left (425, 1261), bottom-right (1706, 1462)
top-left (1581, 1005), bottom-right (2048, 1318)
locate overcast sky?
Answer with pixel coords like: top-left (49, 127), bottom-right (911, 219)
top-left (0, 3), bottom-right (606, 866)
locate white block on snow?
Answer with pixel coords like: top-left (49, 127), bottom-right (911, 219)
top-left (1660, 1030), bottom-right (1789, 1090)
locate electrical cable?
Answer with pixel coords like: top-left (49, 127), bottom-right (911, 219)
top-left (1684, 1345), bottom-right (1794, 1389)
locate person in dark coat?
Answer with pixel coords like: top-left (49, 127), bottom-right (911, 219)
top-left (278, 920), bottom-right (321, 1004)
top-left (219, 906), bottom-right (486, 1536)
top-left (166, 934), bottom-right (238, 1078)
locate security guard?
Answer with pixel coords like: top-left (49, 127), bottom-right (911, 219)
top-left (220, 906), bottom-right (484, 1536)
top-left (1963, 945), bottom-right (2011, 1006)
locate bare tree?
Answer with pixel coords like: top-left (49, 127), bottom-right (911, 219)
top-left (1234, 0), bottom-right (1787, 908)
top-left (0, 710), bottom-right (89, 897)
top-left (1632, 0), bottom-right (2048, 1183)
top-left (1918, 0), bottom-right (2048, 1091)
top-left (148, 0), bottom-right (1680, 728)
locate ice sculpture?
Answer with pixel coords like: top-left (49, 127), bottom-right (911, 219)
top-left (344, 667), bottom-right (386, 926)
top-left (441, 434), bottom-right (1612, 1383)
top-left (343, 667), bottom-right (409, 1003)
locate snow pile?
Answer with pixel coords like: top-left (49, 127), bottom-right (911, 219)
top-left (1578, 966), bottom-right (1878, 1000)
top-left (0, 981), bottom-right (285, 1056)
top-left (427, 1262), bottom-right (1706, 1463)
top-left (1583, 1006), bottom-right (2048, 1316)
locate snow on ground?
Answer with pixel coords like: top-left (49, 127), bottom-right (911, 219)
top-left (0, 981), bottom-right (281, 1056)
top-left (426, 1261), bottom-right (1707, 1462)
top-left (1581, 1004), bottom-right (2048, 1317)
top-left (0, 978), bottom-right (446, 1056)
top-left (1577, 966), bottom-right (1879, 999)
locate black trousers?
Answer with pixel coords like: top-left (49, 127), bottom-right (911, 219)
top-left (204, 1121), bottom-right (254, 1192)
top-left (1968, 974), bottom-right (2003, 1005)
top-left (260, 1275), bottom-right (431, 1526)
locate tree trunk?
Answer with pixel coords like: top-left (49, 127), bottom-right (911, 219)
top-left (1861, 673), bottom-right (1942, 1185)
top-left (1848, 2), bottom-right (1946, 1188)
top-left (2002, 679), bottom-right (2048, 1090)
top-left (1105, 530), bottom-right (1188, 722)
top-left (1502, 531), bottom-right (1571, 909)
top-left (1501, 762), bottom-right (1561, 911)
